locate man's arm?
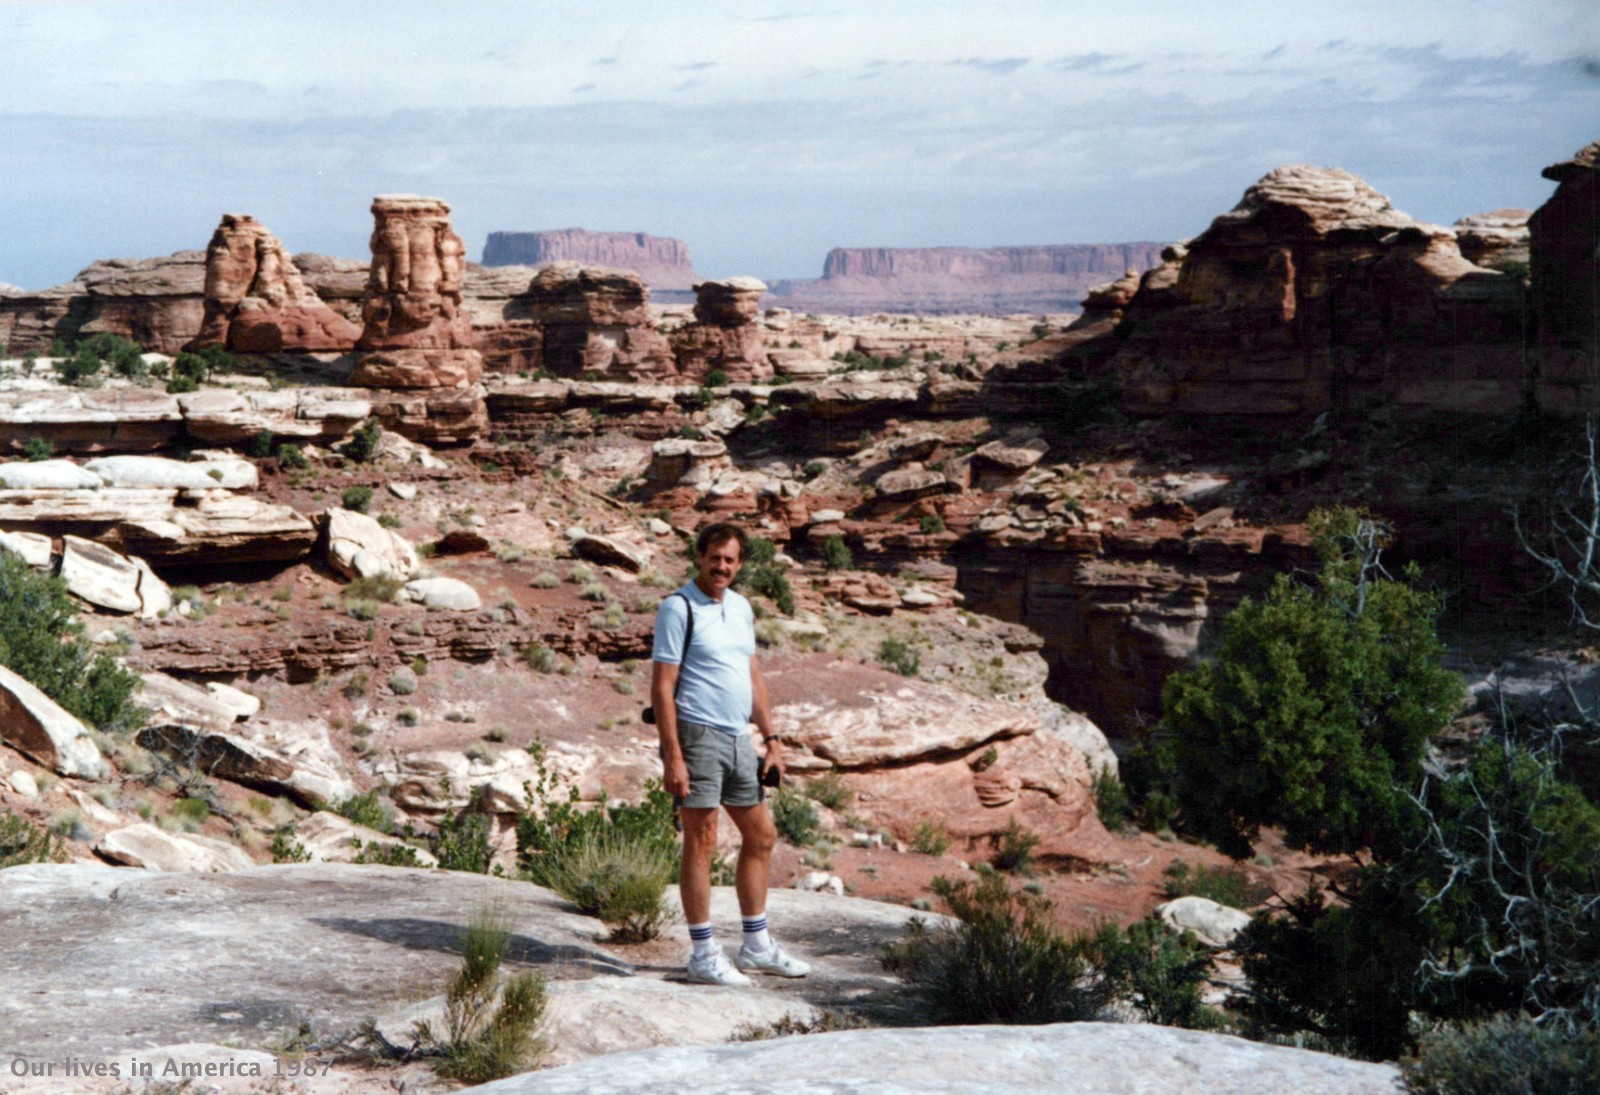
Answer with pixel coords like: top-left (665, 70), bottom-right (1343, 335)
top-left (652, 659), bottom-right (691, 798)
top-left (751, 656), bottom-right (785, 779)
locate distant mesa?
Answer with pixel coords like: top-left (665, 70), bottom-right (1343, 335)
top-left (482, 228), bottom-right (702, 295)
top-left (766, 243), bottom-right (1170, 315)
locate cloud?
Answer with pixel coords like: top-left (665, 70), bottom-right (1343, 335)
top-left (945, 56), bottom-right (1029, 75)
top-left (1049, 52), bottom-right (1120, 71)
top-left (594, 56), bottom-right (617, 66)
top-left (677, 61), bottom-right (717, 71)
top-left (571, 83), bottom-right (597, 93)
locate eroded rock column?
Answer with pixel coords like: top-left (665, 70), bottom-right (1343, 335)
top-left (352, 195), bottom-right (483, 388)
top-left (670, 276), bottom-right (772, 383)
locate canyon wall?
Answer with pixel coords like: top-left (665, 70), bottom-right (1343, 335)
top-left (481, 229), bottom-right (701, 292)
top-left (769, 243), bottom-right (1168, 315)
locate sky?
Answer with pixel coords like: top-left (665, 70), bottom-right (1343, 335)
top-left (2, 0), bottom-right (1597, 291)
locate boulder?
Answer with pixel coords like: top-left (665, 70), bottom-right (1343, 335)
top-left (0, 663), bottom-right (107, 779)
top-left (470, 1023), bottom-right (1400, 1095)
top-left (1157, 895), bottom-right (1253, 948)
top-left (137, 718), bottom-right (354, 808)
top-left (293, 811), bottom-right (438, 867)
top-left (57, 535), bottom-right (170, 616)
top-left (875, 465), bottom-right (953, 501)
top-left (670, 277), bottom-right (772, 383)
top-left (401, 576), bottom-right (482, 611)
top-left (177, 387), bottom-right (372, 445)
top-left (83, 454), bottom-right (257, 491)
top-left (0, 529), bottom-right (53, 568)
top-left (94, 823), bottom-right (255, 872)
top-left (324, 507), bottom-right (419, 581)
top-left (691, 277), bottom-right (768, 326)
top-left (516, 263), bottom-right (675, 381)
top-left (204, 682), bottom-right (261, 721)
top-left (571, 532), bottom-right (646, 573)
top-left (140, 672), bottom-right (237, 734)
top-left (644, 437), bottom-right (731, 490)
top-left (188, 213), bottom-right (362, 352)
top-left (0, 459), bottom-right (102, 490)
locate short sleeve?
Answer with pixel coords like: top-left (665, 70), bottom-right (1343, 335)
top-left (652, 594), bottom-right (688, 664)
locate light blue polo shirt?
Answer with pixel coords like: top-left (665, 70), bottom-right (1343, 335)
top-left (652, 581), bottom-right (755, 735)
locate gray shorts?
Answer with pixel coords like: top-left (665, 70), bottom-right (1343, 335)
top-left (675, 720), bottom-right (762, 809)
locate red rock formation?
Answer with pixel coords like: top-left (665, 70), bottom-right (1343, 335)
top-left (481, 229), bottom-right (702, 292)
top-left (0, 254), bottom-right (206, 355)
top-left (768, 243), bottom-right (1167, 315)
top-left (1452, 209), bottom-right (1531, 271)
top-left (1531, 141), bottom-right (1600, 352)
top-left (1098, 165), bottom-right (1524, 416)
top-left (669, 277), bottom-right (772, 383)
top-left (188, 215), bottom-right (361, 353)
top-left (352, 196), bottom-right (483, 388)
top-left (514, 262), bottom-right (674, 380)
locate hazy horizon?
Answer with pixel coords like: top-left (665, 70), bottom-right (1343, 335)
top-left (3, 0), bottom-right (1597, 291)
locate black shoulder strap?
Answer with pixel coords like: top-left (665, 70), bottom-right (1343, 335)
top-left (672, 591), bottom-right (694, 699)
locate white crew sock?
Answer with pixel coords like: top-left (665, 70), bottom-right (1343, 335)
top-left (741, 914), bottom-right (772, 952)
top-left (688, 921), bottom-right (718, 959)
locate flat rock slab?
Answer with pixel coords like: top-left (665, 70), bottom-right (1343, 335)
top-left (470, 1023), bottom-right (1401, 1095)
top-left (0, 863), bottom-right (627, 1062)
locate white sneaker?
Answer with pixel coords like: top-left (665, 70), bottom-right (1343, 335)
top-left (686, 950), bottom-right (752, 987)
top-left (735, 942), bottom-right (811, 978)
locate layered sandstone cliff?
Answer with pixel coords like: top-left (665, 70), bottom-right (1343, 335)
top-left (482, 229), bottom-right (702, 292)
top-left (769, 243), bottom-right (1167, 315)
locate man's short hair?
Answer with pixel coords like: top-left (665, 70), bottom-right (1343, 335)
top-left (696, 521), bottom-right (748, 560)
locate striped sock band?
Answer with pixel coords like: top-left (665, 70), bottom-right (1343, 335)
top-left (741, 915), bottom-right (771, 952)
top-left (688, 921), bottom-right (717, 959)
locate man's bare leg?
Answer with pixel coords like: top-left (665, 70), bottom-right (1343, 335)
top-left (678, 806), bottom-right (719, 925)
top-left (724, 802), bottom-right (778, 917)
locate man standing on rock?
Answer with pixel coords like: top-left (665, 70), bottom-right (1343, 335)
top-left (652, 521), bottom-right (810, 986)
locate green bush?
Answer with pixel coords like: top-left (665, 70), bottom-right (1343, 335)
top-left (805, 770), bottom-right (852, 811)
top-left (1162, 507), bottom-right (1461, 860)
top-left (821, 534), bottom-right (853, 571)
top-left (344, 574), bottom-right (405, 604)
top-left (0, 551), bottom-right (144, 734)
top-left (736, 538), bottom-right (795, 616)
top-left (247, 429), bottom-right (276, 458)
top-left (415, 908), bottom-right (547, 1083)
top-left (918, 514), bottom-right (946, 534)
top-left (877, 637), bottom-right (920, 677)
top-left (704, 368), bottom-right (729, 387)
top-left (519, 644), bottom-right (560, 673)
top-left (770, 785), bottom-right (822, 846)
top-left (276, 443), bottom-right (309, 469)
top-left (1, 808), bottom-right (65, 868)
top-left (1094, 915), bottom-right (1224, 1030)
top-left (802, 459), bottom-right (827, 480)
top-left (1402, 1016), bottom-right (1600, 1094)
top-left (1162, 860), bottom-right (1261, 909)
top-left (432, 789), bottom-right (494, 873)
top-left (993, 819), bottom-right (1041, 874)
top-left (23, 437), bottom-right (54, 462)
top-left (341, 485), bottom-right (374, 513)
top-left (882, 871), bottom-right (1111, 1024)
top-left (342, 417), bottom-right (383, 463)
top-left (351, 839), bottom-right (425, 867)
top-left (908, 819), bottom-right (950, 857)
top-left (336, 789), bottom-right (394, 833)
top-left (538, 831), bottom-right (676, 942)
top-left (270, 825), bottom-right (311, 863)
top-left (1091, 765), bottom-right (1132, 831)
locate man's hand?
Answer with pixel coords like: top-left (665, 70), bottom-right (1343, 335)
top-left (762, 738), bottom-right (786, 782)
top-left (664, 755), bottom-right (691, 799)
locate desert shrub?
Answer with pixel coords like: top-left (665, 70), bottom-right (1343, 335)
top-left (415, 908), bottom-right (547, 1083)
top-left (877, 637), bottom-right (920, 677)
top-left (1094, 915), bottom-right (1224, 1030)
top-left (1161, 507), bottom-right (1461, 860)
top-left (821, 534), bottom-right (853, 571)
top-left (171, 797), bottom-right (210, 823)
top-left (578, 581), bottom-right (610, 602)
top-left (342, 417), bottom-right (383, 463)
top-left (530, 571), bottom-right (559, 589)
top-left (276, 443), bottom-right (309, 469)
top-left (704, 368), bottom-right (729, 388)
top-left (519, 644), bottom-right (559, 673)
top-left (1401, 1016), bottom-right (1600, 1095)
top-left (247, 429), bottom-right (275, 458)
top-left (23, 437), bottom-right (54, 462)
top-left (538, 831), bottom-right (677, 942)
top-left (431, 789), bottom-right (494, 873)
top-left (882, 871), bottom-right (1112, 1025)
top-left (908, 819), bottom-right (950, 857)
top-left (0, 808), bottom-right (65, 868)
top-left (801, 459), bottom-right (827, 480)
top-left (341, 485), bottom-right (374, 513)
top-left (351, 839), bottom-right (425, 867)
top-left (0, 551), bottom-right (144, 734)
top-left (1162, 860), bottom-right (1261, 909)
top-left (567, 563), bottom-right (595, 584)
top-left (1091, 765), bottom-right (1132, 831)
top-left (736, 536), bottom-right (795, 616)
top-left (344, 574), bottom-right (405, 604)
top-left (516, 757), bottom-right (679, 895)
top-left (336, 789), bottom-right (394, 833)
top-left (388, 669), bottom-right (418, 696)
top-left (769, 785), bottom-right (821, 846)
top-left (732, 1010), bottom-right (866, 1041)
top-left (993, 819), bottom-right (1041, 874)
top-left (919, 514), bottom-right (946, 534)
top-left (341, 669), bottom-right (370, 699)
top-left (270, 825), bottom-right (312, 863)
top-left (805, 770), bottom-right (852, 811)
